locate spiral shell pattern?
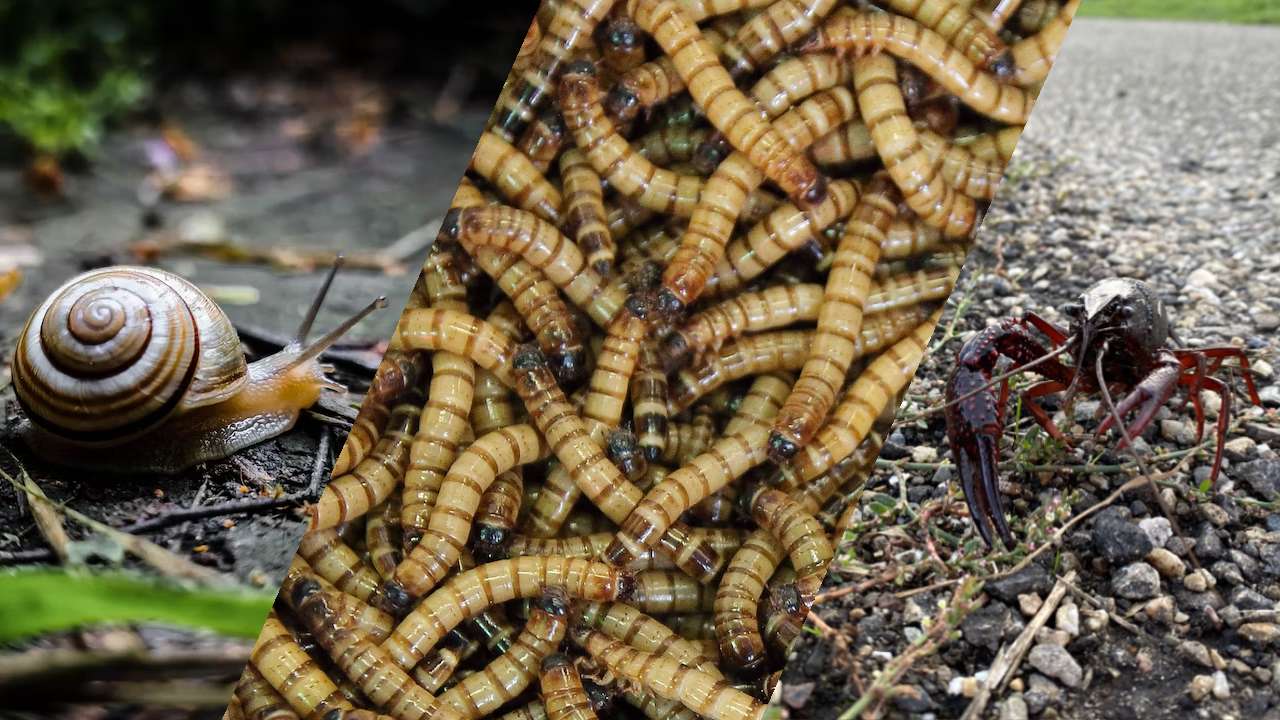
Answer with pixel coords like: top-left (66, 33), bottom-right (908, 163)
top-left (14, 267), bottom-right (246, 442)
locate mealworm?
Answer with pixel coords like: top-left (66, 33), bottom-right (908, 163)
top-left (803, 10), bottom-right (1034, 124)
top-left (606, 16), bottom-right (740, 123)
top-left (438, 591), bottom-right (570, 719)
top-left (492, 0), bottom-right (618, 142)
top-left (382, 557), bottom-right (634, 672)
top-left (712, 529), bottom-right (782, 675)
top-left (389, 424), bottom-right (552, 604)
top-left (518, 108), bottom-right (570, 174)
top-left (561, 63), bottom-right (703, 218)
top-left (540, 653), bottom-right (598, 720)
top-left (559, 148), bottom-right (617, 277)
top-left (880, 214), bottom-right (944, 259)
top-left (662, 86), bottom-right (856, 308)
top-left (625, 0), bottom-right (827, 208)
top-left (810, 117), bottom-right (877, 167)
top-left (678, 0), bottom-right (773, 21)
top-left (607, 428), bottom-right (649, 482)
top-left (235, 665), bottom-right (300, 720)
top-left (472, 132), bottom-right (564, 225)
top-left (583, 309), bottom-right (648, 434)
top-left (443, 205), bottom-right (617, 328)
top-left (400, 245), bottom-right (479, 547)
top-left (635, 125), bottom-right (713, 166)
top-left (366, 496), bottom-right (401, 581)
top-left (522, 462), bottom-right (582, 538)
top-left (252, 613), bottom-right (354, 719)
top-left (500, 702), bottom-right (550, 720)
top-left (791, 310), bottom-right (940, 482)
top-left (704, 178), bottom-right (861, 298)
top-left (609, 373), bottom-right (786, 564)
top-left (578, 629), bottom-right (768, 720)
top-left (416, 629), bottom-right (478, 694)
top-left (660, 411), bottom-right (715, 466)
top-left (578, 602), bottom-right (721, 677)
top-left (630, 570), bottom-right (718, 614)
top-left (310, 394), bottom-right (423, 531)
top-left (334, 350), bottom-right (426, 477)
top-left (747, 487), bottom-right (832, 605)
top-left (918, 128), bottom-right (1010, 200)
top-left (296, 529), bottom-right (382, 603)
top-left (1016, 0), bottom-right (1060, 33)
top-left (750, 52), bottom-right (854, 119)
top-left (672, 331), bottom-right (811, 412)
top-left (1009, 0), bottom-right (1078, 86)
top-left (282, 558), bottom-right (394, 643)
top-left (867, 266), bottom-right (959, 313)
top-left (394, 308), bottom-right (520, 387)
top-left (663, 284), bottom-right (824, 371)
top-left (769, 174), bottom-right (899, 461)
top-left (474, 468), bottom-right (525, 561)
top-left (631, 340), bottom-right (670, 461)
top-left (288, 579), bottom-right (468, 720)
top-left (881, 0), bottom-right (1011, 73)
top-left (720, 0), bottom-right (841, 78)
top-left (513, 345), bottom-right (724, 582)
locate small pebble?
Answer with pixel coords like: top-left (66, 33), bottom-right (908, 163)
top-left (1055, 603), bottom-right (1080, 637)
top-left (1138, 517), bottom-right (1173, 548)
top-left (1000, 694), bottom-right (1029, 720)
top-left (1146, 547), bottom-right (1186, 579)
top-left (1238, 622), bottom-right (1280, 647)
top-left (1188, 674), bottom-right (1214, 702)
top-left (1027, 643), bottom-right (1083, 688)
top-left (1212, 671), bottom-right (1230, 700)
top-left (1113, 562), bottom-right (1161, 599)
top-left (1181, 640), bottom-right (1215, 668)
top-left (1019, 592), bottom-right (1044, 617)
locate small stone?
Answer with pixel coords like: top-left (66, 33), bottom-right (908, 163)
top-left (1187, 268), bottom-right (1218, 289)
top-left (1138, 517), bottom-right (1173, 548)
top-left (1038, 629), bottom-right (1071, 646)
top-left (1212, 671), bottom-right (1230, 700)
top-left (1188, 674), bottom-right (1214, 702)
top-left (891, 685), bottom-right (932, 713)
top-left (1181, 640), bottom-right (1215, 668)
top-left (1019, 592), bottom-right (1044, 617)
top-left (1000, 694), bottom-right (1030, 720)
top-left (1196, 526), bottom-right (1226, 560)
top-left (1230, 586), bottom-right (1274, 610)
top-left (1092, 509), bottom-right (1154, 564)
top-left (782, 682), bottom-right (815, 708)
top-left (962, 603), bottom-right (1013, 652)
top-left (1184, 569), bottom-right (1214, 593)
top-left (1237, 459), bottom-right (1280, 501)
top-left (1220, 605), bottom-right (1242, 628)
top-left (1200, 503), bottom-right (1230, 528)
top-left (1261, 385), bottom-right (1280, 407)
top-left (985, 565), bottom-right (1053, 602)
top-left (1026, 674), bottom-right (1061, 714)
top-left (1224, 436), bottom-right (1259, 463)
top-left (1113, 562), bottom-right (1161, 599)
top-left (1162, 419), bottom-right (1197, 445)
top-left (1027, 644), bottom-right (1083, 688)
top-left (1147, 547), bottom-right (1187, 579)
top-left (1144, 595), bottom-right (1177, 624)
top-left (1239, 622), bottom-right (1280, 647)
top-left (1056, 603), bottom-right (1080, 637)
top-left (910, 445), bottom-right (938, 464)
top-left (1211, 561), bottom-right (1245, 587)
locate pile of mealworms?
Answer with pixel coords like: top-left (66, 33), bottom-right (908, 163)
top-left (227, 1), bottom-right (1077, 719)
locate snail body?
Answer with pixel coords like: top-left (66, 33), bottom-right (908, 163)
top-left (13, 265), bottom-right (383, 474)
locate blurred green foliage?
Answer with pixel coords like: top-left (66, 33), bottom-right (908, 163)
top-left (0, 569), bottom-right (274, 643)
top-left (1080, 0), bottom-right (1280, 24)
top-left (0, 2), bottom-right (149, 157)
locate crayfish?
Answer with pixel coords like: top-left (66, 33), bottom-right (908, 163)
top-left (945, 277), bottom-right (1261, 548)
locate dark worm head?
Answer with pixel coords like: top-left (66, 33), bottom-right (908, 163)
top-left (371, 579), bottom-right (415, 616)
top-left (797, 173), bottom-right (830, 209)
top-left (550, 346), bottom-right (591, 388)
top-left (989, 51), bottom-right (1016, 81)
top-left (537, 587), bottom-right (571, 617)
top-left (473, 525), bottom-right (510, 561)
top-left (541, 652), bottom-right (573, 673)
top-left (288, 576), bottom-right (324, 611)
top-left (605, 86), bottom-right (641, 123)
top-left (439, 207), bottom-right (463, 242)
top-left (514, 343), bottom-right (549, 370)
top-left (615, 571), bottom-right (638, 603)
top-left (564, 59), bottom-right (598, 78)
top-left (767, 430), bottom-right (800, 465)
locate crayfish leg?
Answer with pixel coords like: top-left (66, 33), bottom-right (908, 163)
top-left (1097, 363), bottom-right (1180, 449)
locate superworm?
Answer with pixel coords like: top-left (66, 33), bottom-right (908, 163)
top-left (671, 331), bottom-right (812, 411)
top-left (881, 0), bottom-right (1011, 72)
top-left (631, 340), bottom-right (670, 462)
top-left (578, 629), bottom-right (768, 720)
top-left (296, 529), bottom-right (382, 603)
top-left (437, 591), bottom-right (570, 719)
top-left (388, 424), bottom-right (552, 603)
top-left (251, 613), bottom-right (354, 719)
top-left (334, 350), bottom-right (426, 476)
top-left (393, 309), bottom-right (519, 387)
top-left (234, 665), bottom-right (300, 720)
top-left (660, 411), bottom-right (716, 466)
top-left (746, 487), bottom-right (832, 605)
top-left (540, 654), bottom-right (598, 720)
top-left (492, 0), bottom-right (617, 142)
top-left (472, 132), bottom-right (564, 225)
top-left (518, 109), bottom-right (569, 174)
top-left (401, 244), bottom-right (478, 543)
top-left (1009, 0), bottom-right (1079, 86)
top-left (559, 148), bottom-right (617, 277)
top-left (522, 462), bottom-right (583, 538)
top-left (792, 310), bottom-right (941, 482)
top-left (608, 373), bottom-right (786, 563)
top-left (382, 557), bottom-right (634, 672)
top-left (624, 0), bottom-right (827, 208)
top-left (635, 125), bottom-right (714, 166)
top-left (281, 558), bottom-right (394, 643)
top-left (366, 496), bottom-right (402, 580)
top-left (719, 0), bottom-right (840, 78)
top-left (750, 53), bottom-right (855, 119)
top-left (599, 11), bottom-right (647, 73)
top-left (810, 118), bottom-right (876, 167)
top-left (512, 345), bottom-right (724, 582)
top-left (712, 529), bottom-right (782, 675)
top-left (578, 602), bottom-right (721, 676)
top-left (606, 17), bottom-right (740, 123)
top-left (310, 394), bottom-right (423, 531)
top-left (474, 468), bottom-right (526, 560)
top-left (414, 630), bottom-right (477, 693)
top-left (802, 10), bottom-right (1035, 124)
top-left (769, 174), bottom-right (899, 461)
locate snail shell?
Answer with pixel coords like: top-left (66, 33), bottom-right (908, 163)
top-left (13, 266), bottom-right (248, 444)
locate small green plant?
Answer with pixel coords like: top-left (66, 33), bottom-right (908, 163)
top-left (0, 9), bottom-right (148, 160)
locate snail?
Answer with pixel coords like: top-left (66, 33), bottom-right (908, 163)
top-left (12, 262), bottom-right (386, 474)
